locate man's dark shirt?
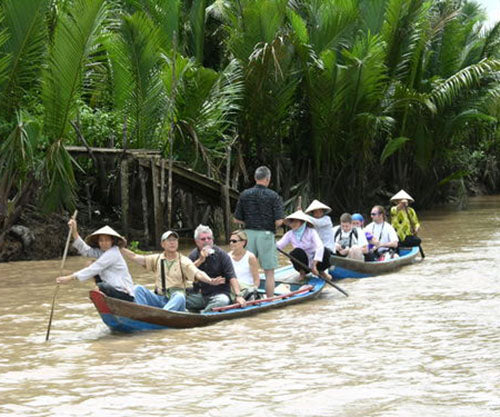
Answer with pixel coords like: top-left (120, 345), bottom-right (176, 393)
top-left (188, 246), bottom-right (235, 297)
top-left (234, 184), bottom-right (284, 232)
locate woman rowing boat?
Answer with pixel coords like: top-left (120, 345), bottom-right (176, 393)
top-left (55, 220), bottom-right (135, 301)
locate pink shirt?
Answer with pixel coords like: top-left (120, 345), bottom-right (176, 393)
top-left (277, 227), bottom-right (325, 267)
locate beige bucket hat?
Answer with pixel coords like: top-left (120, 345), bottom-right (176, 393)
top-left (85, 225), bottom-right (126, 247)
top-left (305, 199), bottom-right (332, 214)
top-left (390, 189), bottom-right (414, 203)
top-left (285, 210), bottom-right (314, 226)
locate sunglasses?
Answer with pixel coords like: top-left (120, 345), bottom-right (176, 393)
top-left (370, 212), bottom-right (380, 216)
top-left (229, 239), bottom-right (242, 243)
top-left (198, 236), bottom-right (213, 241)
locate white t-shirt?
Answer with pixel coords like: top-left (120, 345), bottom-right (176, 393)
top-left (364, 221), bottom-right (398, 246)
top-left (332, 226), bottom-right (368, 254)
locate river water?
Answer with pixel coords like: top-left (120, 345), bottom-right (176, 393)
top-left (0, 195), bottom-right (499, 417)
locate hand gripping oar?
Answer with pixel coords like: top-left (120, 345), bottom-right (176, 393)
top-left (277, 247), bottom-right (348, 297)
top-left (45, 210), bottom-right (77, 341)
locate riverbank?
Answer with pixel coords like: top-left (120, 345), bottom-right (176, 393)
top-left (0, 191), bottom-right (495, 262)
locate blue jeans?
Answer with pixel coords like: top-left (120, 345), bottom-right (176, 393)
top-left (133, 285), bottom-right (186, 311)
top-left (186, 293), bottom-right (231, 313)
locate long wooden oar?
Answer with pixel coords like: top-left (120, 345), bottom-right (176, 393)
top-left (45, 210), bottom-right (77, 341)
top-left (277, 247), bottom-right (348, 297)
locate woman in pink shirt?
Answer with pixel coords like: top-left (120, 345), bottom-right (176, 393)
top-left (276, 210), bottom-right (332, 281)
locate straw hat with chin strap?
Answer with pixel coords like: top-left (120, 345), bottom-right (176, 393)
top-left (285, 210), bottom-right (314, 226)
top-left (85, 225), bottom-right (126, 248)
top-left (390, 189), bottom-right (414, 203)
top-left (305, 199), bottom-right (332, 214)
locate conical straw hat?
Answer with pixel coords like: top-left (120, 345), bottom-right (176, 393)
top-left (305, 199), bottom-right (331, 214)
top-left (85, 225), bottom-right (126, 247)
top-left (285, 210), bottom-right (314, 225)
top-left (390, 189), bottom-right (414, 203)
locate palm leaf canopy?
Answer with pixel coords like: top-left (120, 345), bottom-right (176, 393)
top-left (0, 0), bottom-right (50, 119)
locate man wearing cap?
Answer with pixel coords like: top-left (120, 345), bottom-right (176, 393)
top-left (121, 230), bottom-right (224, 311)
top-left (187, 224), bottom-right (246, 312)
top-left (56, 219), bottom-right (135, 301)
top-left (234, 166), bottom-right (284, 298)
top-left (390, 190), bottom-right (422, 248)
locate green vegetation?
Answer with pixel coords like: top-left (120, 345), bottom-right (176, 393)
top-left (1, 0), bottom-right (499, 245)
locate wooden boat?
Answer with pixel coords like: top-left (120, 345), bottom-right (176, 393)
top-left (89, 265), bottom-right (325, 332)
top-left (329, 247), bottom-right (420, 279)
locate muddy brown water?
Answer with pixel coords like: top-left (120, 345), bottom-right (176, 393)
top-left (0, 196), bottom-right (499, 416)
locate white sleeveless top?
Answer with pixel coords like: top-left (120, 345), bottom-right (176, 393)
top-left (231, 251), bottom-right (254, 286)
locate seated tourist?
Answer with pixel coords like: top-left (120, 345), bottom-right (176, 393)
top-left (364, 205), bottom-right (399, 261)
top-left (187, 225), bottom-right (246, 312)
top-left (228, 230), bottom-right (261, 299)
top-left (390, 190), bottom-right (422, 248)
top-left (121, 231), bottom-right (222, 311)
top-left (352, 213), bottom-right (375, 253)
top-left (56, 219), bottom-right (135, 301)
top-left (332, 213), bottom-right (367, 260)
top-left (276, 210), bottom-right (332, 282)
top-left (304, 199), bottom-right (335, 251)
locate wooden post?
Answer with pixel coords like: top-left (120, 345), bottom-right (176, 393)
top-left (139, 163), bottom-right (150, 245)
top-left (167, 138), bottom-right (173, 229)
top-left (222, 145), bottom-right (232, 243)
top-left (120, 158), bottom-right (129, 235)
top-left (160, 158), bottom-right (166, 204)
top-left (151, 157), bottom-right (163, 242)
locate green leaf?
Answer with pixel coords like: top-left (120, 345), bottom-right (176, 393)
top-left (380, 136), bottom-right (411, 163)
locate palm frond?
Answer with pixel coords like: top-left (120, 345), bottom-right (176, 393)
top-left (431, 58), bottom-right (500, 109)
top-left (0, 0), bottom-right (50, 118)
top-left (189, 0), bottom-right (206, 63)
top-left (42, 0), bottom-right (108, 141)
top-left (105, 12), bottom-right (166, 148)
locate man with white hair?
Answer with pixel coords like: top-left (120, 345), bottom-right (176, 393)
top-left (187, 224), bottom-right (246, 312)
top-left (234, 166), bottom-right (284, 297)
top-left (121, 230), bottom-right (223, 311)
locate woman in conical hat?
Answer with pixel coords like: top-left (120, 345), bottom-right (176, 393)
top-left (389, 190), bottom-right (422, 249)
top-left (304, 199), bottom-right (334, 251)
top-left (276, 210), bottom-right (332, 282)
top-left (56, 219), bottom-right (135, 302)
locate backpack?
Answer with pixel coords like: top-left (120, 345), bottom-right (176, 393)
top-left (334, 227), bottom-right (358, 248)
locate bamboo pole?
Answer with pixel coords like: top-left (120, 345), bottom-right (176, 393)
top-left (45, 210), bottom-right (78, 341)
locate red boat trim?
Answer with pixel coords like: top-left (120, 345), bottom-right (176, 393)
top-left (212, 285), bottom-right (314, 312)
top-left (89, 290), bottom-right (112, 314)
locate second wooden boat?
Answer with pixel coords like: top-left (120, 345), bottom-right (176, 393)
top-left (329, 247), bottom-right (420, 279)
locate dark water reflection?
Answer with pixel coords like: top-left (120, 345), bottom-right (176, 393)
top-left (1, 195), bottom-right (499, 416)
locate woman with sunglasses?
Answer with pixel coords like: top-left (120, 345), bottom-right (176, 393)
top-left (228, 230), bottom-right (261, 298)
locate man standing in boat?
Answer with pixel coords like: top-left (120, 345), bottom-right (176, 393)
top-left (234, 166), bottom-right (284, 298)
top-left (121, 231), bottom-right (224, 311)
top-left (187, 225), bottom-right (246, 312)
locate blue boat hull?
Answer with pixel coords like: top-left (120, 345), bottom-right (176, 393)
top-left (329, 247), bottom-right (420, 279)
top-left (90, 265), bottom-right (325, 332)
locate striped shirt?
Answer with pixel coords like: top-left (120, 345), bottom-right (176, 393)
top-left (234, 185), bottom-right (284, 232)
